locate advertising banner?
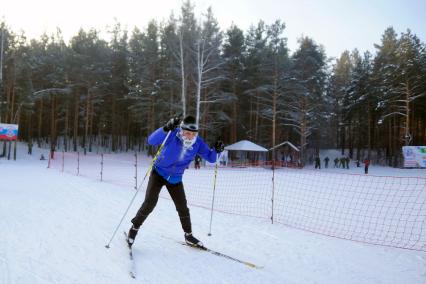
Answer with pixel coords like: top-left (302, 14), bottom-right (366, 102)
top-left (0, 123), bottom-right (19, 141)
top-left (402, 146), bottom-right (426, 168)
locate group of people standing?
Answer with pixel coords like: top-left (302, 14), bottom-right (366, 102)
top-left (332, 156), bottom-right (351, 169)
top-left (314, 155), bottom-right (370, 174)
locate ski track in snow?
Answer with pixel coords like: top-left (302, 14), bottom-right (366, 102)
top-left (1, 144), bottom-right (425, 283)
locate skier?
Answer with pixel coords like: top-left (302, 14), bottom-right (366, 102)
top-left (126, 115), bottom-right (224, 248)
top-left (363, 158), bottom-right (370, 174)
top-left (27, 141), bottom-right (33, 155)
top-left (314, 156), bottom-right (321, 169)
top-left (333, 157), bottom-right (339, 168)
top-left (194, 154), bottom-right (201, 169)
top-left (324, 156), bottom-right (329, 168)
top-left (340, 157), bottom-right (346, 169)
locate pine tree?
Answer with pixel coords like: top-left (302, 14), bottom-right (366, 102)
top-left (284, 37), bottom-right (327, 164)
top-left (222, 24), bottom-right (245, 143)
top-left (329, 51), bottom-right (352, 152)
top-left (244, 21), bottom-right (268, 142)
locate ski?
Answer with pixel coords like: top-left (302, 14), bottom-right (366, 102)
top-left (178, 241), bottom-right (262, 269)
top-left (124, 232), bottom-right (136, 279)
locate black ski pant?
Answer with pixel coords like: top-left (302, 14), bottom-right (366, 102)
top-left (131, 169), bottom-right (192, 233)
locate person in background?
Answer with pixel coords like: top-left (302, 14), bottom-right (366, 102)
top-left (126, 115), bottom-right (224, 248)
top-left (28, 141), bottom-right (33, 155)
top-left (314, 156), bottom-right (321, 169)
top-left (363, 158), bottom-right (370, 174)
top-left (194, 154), bottom-right (201, 169)
top-left (324, 156), bottom-right (329, 168)
top-left (340, 157), bottom-right (346, 169)
top-left (334, 157), bottom-right (339, 168)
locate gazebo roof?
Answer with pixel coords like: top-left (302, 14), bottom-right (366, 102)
top-left (224, 140), bottom-right (268, 152)
top-left (269, 141), bottom-right (300, 152)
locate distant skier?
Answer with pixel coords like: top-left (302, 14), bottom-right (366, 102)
top-left (340, 157), bottom-right (346, 169)
top-left (324, 157), bottom-right (329, 168)
top-left (314, 156), bottom-right (321, 169)
top-left (363, 158), bottom-right (370, 174)
top-left (126, 115), bottom-right (224, 248)
top-left (27, 141), bottom-right (33, 155)
top-left (194, 154), bottom-right (201, 169)
top-left (334, 157), bottom-right (339, 168)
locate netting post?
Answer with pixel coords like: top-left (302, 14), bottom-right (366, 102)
top-left (47, 149), bottom-right (51, 169)
top-left (61, 150), bottom-right (64, 172)
top-left (134, 152), bottom-right (138, 190)
top-left (100, 153), bottom-right (104, 181)
top-left (77, 151), bottom-right (80, 176)
top-left (271, 155), bottom-right (275, 224)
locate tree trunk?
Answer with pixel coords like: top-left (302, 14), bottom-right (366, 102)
top-left (249, 98), bottom-right (253, 140)
top-left (404, 80), bottom-right (411, 146)
top-left (254, 95), bottom-right (259, 142)
top-left (64, 100), bottom-right (69, 152)
top-left (10, 85), bottom-right (15, 125)
top-left (367, 100), bottom-right (372, 158)
top-left (231, 81), bottom-right (237, 143)
top-left (73, 93), bottom-right (79, 152)
top-left (300, 115), bottom-right (306, 166)
top-left (13, 107), bottom-right (20, 160)
top-left (348, 119), bottom-right (353, 158)
top-left (84, 90), bottom-right (91, 155)
top-left (272, 76), bottom-right (277, 151)
top-left (50, 96), bottom-right (56, 159)
top-left (38, 98), bottom-right (43, 147)
top-left (111, 96), bottom-right (116, 152)
top-left (89, 100), bottom-right (94, 152)
top-left (340, 124), bottom-right (346, 155)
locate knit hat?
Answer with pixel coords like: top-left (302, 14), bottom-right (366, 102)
top-left (180, 115), bottom-right (198, 132)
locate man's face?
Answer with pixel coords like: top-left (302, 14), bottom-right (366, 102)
top-left (182, 130), bottom-right (198, 140)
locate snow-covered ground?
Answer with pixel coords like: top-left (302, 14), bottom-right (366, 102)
top-left (1, 143), bottom-right (425, 284)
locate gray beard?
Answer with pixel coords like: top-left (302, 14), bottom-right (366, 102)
top-left (177, 131), bottom-right (196, 150)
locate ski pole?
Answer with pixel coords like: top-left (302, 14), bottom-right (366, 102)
top-left (208, 153), bottom-right (220, 236)
top-left (105, 131), bottom-right (171, 248)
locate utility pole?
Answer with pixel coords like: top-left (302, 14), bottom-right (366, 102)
top-left (0, 27), bottom-right (3, 124)
top-left (0, 28), bottom-right (3, 83)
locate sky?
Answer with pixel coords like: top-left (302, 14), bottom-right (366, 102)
top-left (1, 0), bottom-right (425, 58)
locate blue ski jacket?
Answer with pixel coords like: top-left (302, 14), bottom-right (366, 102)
top-left (148, 127), bottom-right (218, 184)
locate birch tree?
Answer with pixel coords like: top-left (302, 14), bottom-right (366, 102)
top-left (393, 30), bottom-right (426, 146)
top-left (194, 7), bottom-right (225, 132)
top-left (258, 20), bottom-right (288, 151)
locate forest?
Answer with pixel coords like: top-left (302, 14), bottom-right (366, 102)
top-left (0, 1), bottom-right (425, 166)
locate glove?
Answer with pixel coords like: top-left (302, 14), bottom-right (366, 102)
top-left (163, 116), bottom-right (182, 132)
top-left (214, 140), bottom-right (224, 153)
